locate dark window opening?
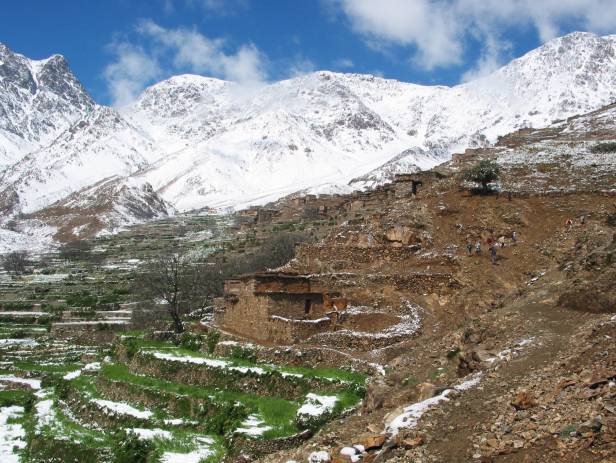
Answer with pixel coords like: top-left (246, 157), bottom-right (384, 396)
top-left (304, 299), bottom-right (311, 314)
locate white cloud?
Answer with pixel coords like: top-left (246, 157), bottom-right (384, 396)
top-left (333, 58), bottom-right (354, 69)
top-left (329, 0), bottom-right (616, 77)
top-left (181, 0), bottom-right (249, 15)
top-left (285, 56), bottom-right (316, 77)
top-left (103, 20), bottom-right (268, 105)
top-left (461, 35), bottom-right (511, 82)
top-left (137, 20), bottom-right (267, 87)
top-left (336, 0), bottom-right (463, 69)
top-left (104, 42), bottom-right (162, 107)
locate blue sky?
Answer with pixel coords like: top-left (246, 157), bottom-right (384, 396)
top-left (2, 0), bottom-right (615, 106)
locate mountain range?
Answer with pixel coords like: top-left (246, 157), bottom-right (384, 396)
top-left (1, 31), bottom-right (616, 249)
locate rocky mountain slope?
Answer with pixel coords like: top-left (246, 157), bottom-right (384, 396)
top-left (250, 98), bottom-right (616, 463)
top-left (1, 32), bottom-right (616, 249)
top-left (0, 44), bottom-right (95, 166)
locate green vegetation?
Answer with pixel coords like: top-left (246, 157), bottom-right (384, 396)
top-left (0, 211), bottom-right (368, 462)
top-left (590, 141), bottom-right (616, 153)
top-left (112, 431), bottom-right (160, 463)
top-left (560, 424), bottom-right (577, 439)
top-left (462, 159), bottom-right (501, 192)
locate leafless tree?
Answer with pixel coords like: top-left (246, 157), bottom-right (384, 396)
top-left (135, 248), bottom-right (222, 333)
top-left (2, 251), bottom-right (29, 274)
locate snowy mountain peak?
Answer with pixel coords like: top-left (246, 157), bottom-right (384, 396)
top-left (0, 44), bottom-right (95, 166)
top-left (2, 33), bottom-right (616, 245)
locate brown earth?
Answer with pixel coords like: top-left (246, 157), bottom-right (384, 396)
top-left (246, 104), bottom-right (616, 462)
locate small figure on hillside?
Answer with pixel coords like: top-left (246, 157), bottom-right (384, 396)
top-left (490, 245), bottom-right (497, 264)
top-left (580, 215), bottom-right (586, 226)
top-left (475, 241), bottom-right (481, 255)
top-left (498, 236), bottom-right (506, 248)
top-left (512, 231), bottom-right (518, 246)
top-left (467, 242), bottom-right (473, 255)
top-left (565, 218), bottom-right (573, 231)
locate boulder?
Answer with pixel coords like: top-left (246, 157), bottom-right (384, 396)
top-left (417, 382), bottom-right (437, 401)
top-left (358, 434), bottom-right (387, 451)
top-left (364, 381), bottom-right (392, 411)
top-left (511, 391), bottom-right (537, 410)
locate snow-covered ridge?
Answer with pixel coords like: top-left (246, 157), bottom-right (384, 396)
top-left (1, 32), bottom-right (616, 235)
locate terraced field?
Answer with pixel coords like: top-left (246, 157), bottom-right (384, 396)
top-left (0, 325), bottom-right (365, 462)
top-left (0, 212), bottom-right (368, 462)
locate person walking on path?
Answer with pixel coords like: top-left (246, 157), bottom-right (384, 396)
top-left (475, 241), bottom-right (481, 255)
top-left (512, 231), bottom-right (517, 246)
top-left (490, 245), bottom-right (497, 264)
top-left (467, 242), bottom-right (473, 255)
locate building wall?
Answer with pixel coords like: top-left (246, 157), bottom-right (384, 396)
top-left (217, 275), bottom-right (344, 344)
top-left (217, 283), bottom-right (271, 342)
top-left (266, 316), bottom-right (332, 344)
top-left (266, 293), bottom-right (324, 319)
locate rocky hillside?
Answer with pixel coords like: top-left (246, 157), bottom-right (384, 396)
top-left (243, 101), bottom-right (616, 463)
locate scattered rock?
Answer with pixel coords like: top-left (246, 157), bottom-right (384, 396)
top-left (511, 391), bottom-right (537, 410)
top-left (358, 434), bottom-right (387, 451)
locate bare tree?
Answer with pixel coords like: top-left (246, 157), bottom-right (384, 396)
top-left (2, 251), bottom-right (29, 274)
top-left (135, 248), bottom-right (222, 333)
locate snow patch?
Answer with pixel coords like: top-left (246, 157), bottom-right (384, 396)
top-left (91, 399), bottom-right (153, 419)
top-left (297, 393), bottom-right (338, 418)
top-left (235, 414), bottom-right (273, 437)
top-left (0, 406), bottom-right (26, 463)
top-left (0, 375), bottom-right (41, 389)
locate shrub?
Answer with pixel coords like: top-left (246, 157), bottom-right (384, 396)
top-left (205, 330), bottom-right (220, 354)
top-left (590, 142), bottom-right (616, 154)
top-left (462, 160), bottom-right (501, 192)
top-left (203, 402), bottom-right (247, 435)
top-left (65, 291), bottom-right (98, 308)
top-left (40, 376), bottom-right (71, 400)
top-left (231, 345), bottom-right (257, 363)
top-left (177, 332), bottom-right (203, 352)
top-left (124, 339), bottom-right (139, 360)
top-left (112, 431), bottom-right (159, 463)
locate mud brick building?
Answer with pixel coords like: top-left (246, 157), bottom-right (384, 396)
top-left (214, 272), bottom-right (347, 344)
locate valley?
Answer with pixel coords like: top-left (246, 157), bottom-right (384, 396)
top-left (0, 25), bottom-right (615, 463)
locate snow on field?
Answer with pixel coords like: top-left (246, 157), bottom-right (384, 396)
top-left (0, 375), bottom-right (41, 389)
top-left (150, 351), bottom-right (266, 376)
top-left (53, 320), bottom-right (129, 326)
top-left (91, 399), bottom-right (153, 419)
top-left (387, 373), bottom-right (483, 435)
top-left (160, 436), bottom-right (216, 463)
top-left (129, 428), bottom-right (172, 440)
top-left (152, 352), bottom-right (228, 368)
top-left (297, 393), bottom-right (338, 418)
top-left (63, 370), bottom-right (81, 380)
top-left (0, 312), bottom-right (47, 317)
top-left (312, 301), bottom-right (421, 341)
top-left (0, 338), bottom-right (38, 347)
top-left (0, 406), bottom-right (26, 463)
top-left (22, 273), bottom-right (69, 283)
top-left (486, 337), bottom-right (536, 364)
top-left (63, 361), bottom-right (101, 380)
top-left (35, 399), bottom-right (55, 429)
top-left (235, 414), bottom-right (273, 437)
